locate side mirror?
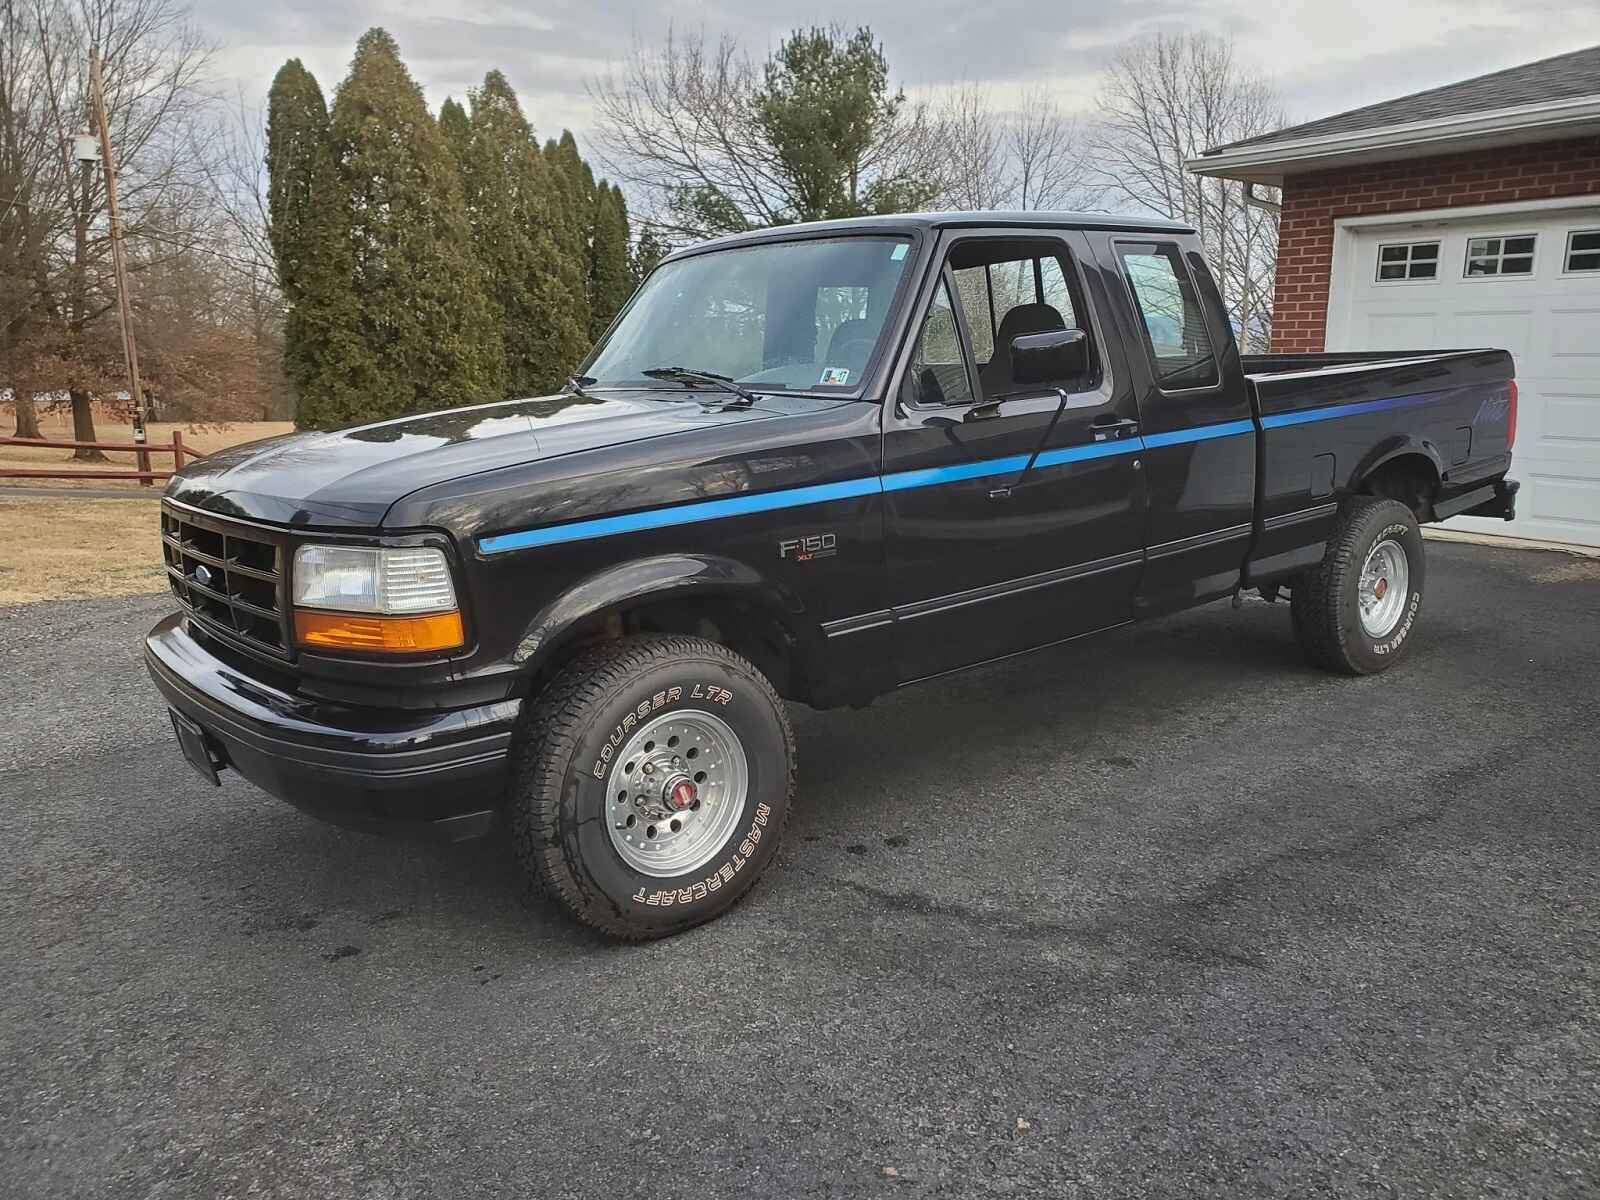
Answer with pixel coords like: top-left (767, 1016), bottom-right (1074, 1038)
top-left (1011, 328), bottom-right (1089, 388)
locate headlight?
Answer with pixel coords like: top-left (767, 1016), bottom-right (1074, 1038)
top-left (291, 545), bottom-right (463, 653)
top-left (293, 545), bottom-right (457, 613)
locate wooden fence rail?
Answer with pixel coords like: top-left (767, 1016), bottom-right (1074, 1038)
top-left (0, 431), bottom-right (199, 485)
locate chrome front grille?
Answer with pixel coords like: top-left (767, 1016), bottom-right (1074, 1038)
top-left (161, 503), bottom-right (292, 658)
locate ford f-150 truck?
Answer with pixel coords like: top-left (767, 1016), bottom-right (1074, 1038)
top-left (146, 211), bottom-right (1519, 938)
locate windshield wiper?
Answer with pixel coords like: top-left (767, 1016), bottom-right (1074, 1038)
top-left (641, 366), bottom-right (758, 408)
top-left (566, 374), bottom-right (598, 399)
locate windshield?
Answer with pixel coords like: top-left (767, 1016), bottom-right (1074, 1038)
top-left (583, 236), bottom-right (914, 394)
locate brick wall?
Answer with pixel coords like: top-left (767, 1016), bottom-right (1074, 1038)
top-left (1272, 135), bottom-right (1600, 352)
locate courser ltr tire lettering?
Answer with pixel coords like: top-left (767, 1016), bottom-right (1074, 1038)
top-left (1291, 496), bottom-right (1426, 676)
top-left (508, 635), bottom-right (794, 939)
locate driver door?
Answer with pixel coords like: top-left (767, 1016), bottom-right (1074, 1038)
top-left (882, 230), bottom-right (1147, 682)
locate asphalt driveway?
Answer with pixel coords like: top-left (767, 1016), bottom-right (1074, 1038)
top-left (2, 540), bottom-right (1597, 1198)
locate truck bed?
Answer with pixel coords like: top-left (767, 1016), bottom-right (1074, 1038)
top-left (1236, 348), bottom-right (1515, 584)
top-left (1242, 349), bottom-right (1511, 417)
top-left (1242, 349), bottom-right (1485, 375)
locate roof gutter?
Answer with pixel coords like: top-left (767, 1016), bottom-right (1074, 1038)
top-left (1186, 93), bottom-right (1600, 185)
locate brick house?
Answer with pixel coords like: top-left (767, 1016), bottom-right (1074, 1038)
top-left (1191, 45), bottom-right (1600, 547)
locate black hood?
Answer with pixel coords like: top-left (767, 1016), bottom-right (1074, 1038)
top-left (164, 391), bottom-right (789, 528)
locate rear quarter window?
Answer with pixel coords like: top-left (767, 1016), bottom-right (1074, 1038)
top-left (1115, 242), bottom-right (1220, 391)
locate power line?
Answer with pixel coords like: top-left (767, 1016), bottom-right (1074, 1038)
top-left (130, 225), bottom-right (275, 276)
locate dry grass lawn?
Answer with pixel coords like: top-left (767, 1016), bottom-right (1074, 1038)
top-left (1, 413), bottom-right (293, 603)
top-left (1, 412), bottom-right (292, 490)
top-left (0, 497), bottom-right (165, 605)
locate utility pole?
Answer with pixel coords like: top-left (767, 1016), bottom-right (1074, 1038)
top-left (88, 50), bottom-right (152, 483)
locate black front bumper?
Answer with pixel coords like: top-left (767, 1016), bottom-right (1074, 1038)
top-left (145, 613), bottom-right (520, 840)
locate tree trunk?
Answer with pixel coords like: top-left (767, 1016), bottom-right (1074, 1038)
top-left (10, 389), bottom-right (42, 438)
top-left (70, 389), bottom-right (108, 461)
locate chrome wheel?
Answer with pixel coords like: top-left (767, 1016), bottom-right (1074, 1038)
top-left (605, 709), bottom-right (748, 877)
top-left (1358, 537), bottom-right (1410, 638)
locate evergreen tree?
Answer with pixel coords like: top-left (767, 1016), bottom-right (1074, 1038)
top-left (329, 29), bottom-right (502, 421)
top-left (265, 59), bottom-right (369, 428)
top-left (457, 71), bottom-right (588, 395)
top-left (547, 130), bottom-right (597, 222)
top-left (543, 130), bottom-right (594, 339)
top-left (588, 183), bottom-right (633, 340)
top-left (755, 27), bottom-right (910, 221)
top-left (438, 96), bottom-right (471, 164)
top-left (630, 226), bottom-right (669, 287)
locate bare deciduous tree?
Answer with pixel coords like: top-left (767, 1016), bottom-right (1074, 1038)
top-left (927, 83), bottom-right (1095, 213)
top-left (0, 0), bottom-right (70, 436)
top-left (192, 89), bottom-right (287, 419)
top-left (590, 25), bottom-right (942, 239)
top-left (1009, 87), bottom-right (1089, 211)
top-left (1093, 31), bottom-right (1282, 351)
top-left (934, 83), bottom-right (1009, 210)
top-left (590, 30), bottom-right (779, 236)
top-left (0, 0), bottom-right (231, 447)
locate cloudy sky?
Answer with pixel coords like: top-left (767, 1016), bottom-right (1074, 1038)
top-left (198, 0), bottom-right (1600, 153)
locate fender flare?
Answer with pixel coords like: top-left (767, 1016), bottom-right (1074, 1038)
top-left (1350, 435), bottom-right (1445, 495)
top-left (510, 552), bottom-right (824, 677)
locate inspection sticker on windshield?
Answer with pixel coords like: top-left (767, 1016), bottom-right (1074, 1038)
top-left (819, 367), bottom-right (851, 386)
top-left (890, 243), bottom-right (908, 260)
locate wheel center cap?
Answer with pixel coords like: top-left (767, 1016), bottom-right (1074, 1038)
top-left (664, 776), bottom-right (697, 812)
top-left (1374, 578), bottom-right (1388, 599)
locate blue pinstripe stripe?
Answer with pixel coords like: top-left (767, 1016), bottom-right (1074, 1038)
top-left (1035, 437), bottom-right (1148, 469)
top-left (880, 454), bottom-right (1032, 492)
top-left (478, 476), bottom-right (880, 553)
top-left (1141, 418), bottom-right (1256, 449)
top-left (476, 396), bottom-right (1419, 555)
top-left (1258, 391), bottom-right (1431, 430)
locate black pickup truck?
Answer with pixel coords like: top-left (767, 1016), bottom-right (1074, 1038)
top-left (147, 211), bottom-right (1518, 938)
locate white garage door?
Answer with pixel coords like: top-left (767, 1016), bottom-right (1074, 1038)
top-left (1328, 201), bottom-right (1600, 547)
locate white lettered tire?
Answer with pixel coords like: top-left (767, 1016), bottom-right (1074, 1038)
top-left (1291, 496), bottom-right (1426, 675)
top-left (508, 635), bottom-right (794, 939)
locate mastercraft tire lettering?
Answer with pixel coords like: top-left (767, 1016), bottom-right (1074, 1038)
top-left (507, 635), bottom-right (795, 939)
top-left (1290, 497), bottom-right (1427, 676)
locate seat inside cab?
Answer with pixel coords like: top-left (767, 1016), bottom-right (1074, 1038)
top-left (945, 238), bottom-right (1084, 400)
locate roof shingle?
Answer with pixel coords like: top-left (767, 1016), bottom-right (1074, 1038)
top-left (1208, 42), bottom-right (1600, 155)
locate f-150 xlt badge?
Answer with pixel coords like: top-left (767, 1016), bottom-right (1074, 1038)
top-left (780, 533), bottom-right (837, 561)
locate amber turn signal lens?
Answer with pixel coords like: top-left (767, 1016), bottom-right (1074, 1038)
top-left (294, 609), bottom-right (464, 653)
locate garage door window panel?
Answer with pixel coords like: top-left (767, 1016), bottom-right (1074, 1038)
top-left (1565, 230), bottom-right (1600, 273)
top-left (1465, 235), bottom-right (1536, 278)
top-left (1376, 241), bottom-right (1439, 282)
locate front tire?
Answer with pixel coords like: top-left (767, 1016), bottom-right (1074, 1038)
top-left (1291, 496), bottom-right (1426, 675)
top-left (508, 635), bottom-right (794, 940)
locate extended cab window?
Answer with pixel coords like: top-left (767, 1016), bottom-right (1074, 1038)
top-left (1116, 242), bottom-right (1220, 391)
top-left (585, 236), bottom-right (913, 392)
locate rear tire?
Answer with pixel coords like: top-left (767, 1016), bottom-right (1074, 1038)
top-left (1290, 496), bottom-right (1426, 675)
top-left (508, 635), bottom-right (794, 940)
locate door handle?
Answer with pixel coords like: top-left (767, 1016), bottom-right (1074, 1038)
top-left (1090, 416), bottom-right (1140, 441)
